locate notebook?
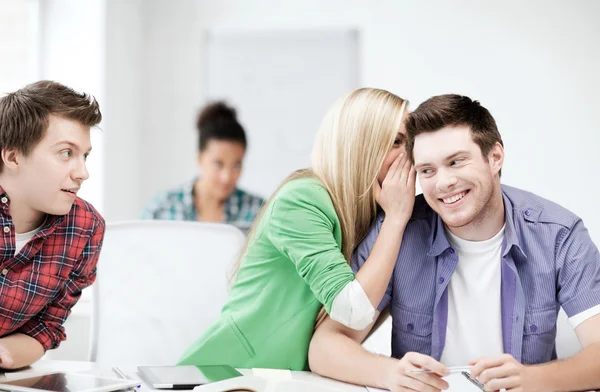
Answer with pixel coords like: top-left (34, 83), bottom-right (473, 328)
top-left (193, 368), bottom-right (365, 392)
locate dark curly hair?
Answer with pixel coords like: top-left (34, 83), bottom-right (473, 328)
top-left (196, 101), bottom-right (247, 152)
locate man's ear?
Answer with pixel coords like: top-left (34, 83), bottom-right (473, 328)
top-left (488, 142), bottom-right (504, 176)
top-left (1, 148), bottom-right (21, 172)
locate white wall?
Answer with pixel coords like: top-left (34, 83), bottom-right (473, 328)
top-left (205, 29), bottom-right (360, 197)
top-left (102, 0), bottom-right (144, 222)
top-left (39, 0), bottom-right (106, 213)
top-left (138, 0), bottom-right (202, 214)
top-left (38, 0), bottom-right (107, 360)
top-left (0, 0), bottom-right (39, 93)
top-left (134, 0), bottom-right (600, 244)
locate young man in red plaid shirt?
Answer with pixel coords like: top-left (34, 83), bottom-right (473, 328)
top-left (0, 81), bottom-right (105, 369)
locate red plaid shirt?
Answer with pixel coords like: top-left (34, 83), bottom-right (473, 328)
top-left (0, 186), bottom-right (105, 350)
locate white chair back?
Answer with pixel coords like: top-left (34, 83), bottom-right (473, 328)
top-left (89, 220), bottom-right (246, 366)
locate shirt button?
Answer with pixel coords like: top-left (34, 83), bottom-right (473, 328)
top-left (448, 248), bottom-right (455, 254)
top-left (1, 197), bottom-right (7, 204)
top-left (3, 226), bottom-right (10, 233)
top-left (438, 277), bottom-right (445, 284)
top-left (530, 324), bottom-right (537, 333)
top-left (407, 323), bottom-right (414, 331)
top-left (1, 269), bottom-right (8, 276)
top-left (524, 209), bottom-right (531, 216)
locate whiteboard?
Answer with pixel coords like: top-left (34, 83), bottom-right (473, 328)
top-left (205, 29), bottom-right (359, 198)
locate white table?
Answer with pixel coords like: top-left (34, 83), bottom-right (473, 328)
top-left (0, 360), bottom-right (368, 392)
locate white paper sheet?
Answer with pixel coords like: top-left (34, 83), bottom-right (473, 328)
top-left (366, 373), bottom-right (482, 392)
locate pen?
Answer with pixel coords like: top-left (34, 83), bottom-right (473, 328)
top-left (406, 365), bottom-right (471, 375)
top-left (461, 371), bottom-right (486, 391)
top-left (112, 367), bottom-right (141, 389)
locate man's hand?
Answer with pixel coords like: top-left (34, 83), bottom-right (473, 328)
top-left (385, 352), bottom-right (450, 392)
top-left (470, 354), bottom-right (539, 392)
top-left (0, 341), bottom-right (14, 369)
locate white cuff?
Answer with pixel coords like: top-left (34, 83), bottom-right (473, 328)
top-left (329, 279), bottom-right (376, 330)
top-left (568, 304), bottom-right (600, 329)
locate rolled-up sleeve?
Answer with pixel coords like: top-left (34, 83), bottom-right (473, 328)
top-left (556, 219), bottom-right (600, 318)
top-left (330, 279), bottom-right (376, 330)
top-left (267, 184), bottom-right (355, 314)
top-left (18, 223), bottom-right (105, 350)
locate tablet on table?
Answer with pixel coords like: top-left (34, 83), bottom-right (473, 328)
top-left (0, 372), bottom-right (139, 392)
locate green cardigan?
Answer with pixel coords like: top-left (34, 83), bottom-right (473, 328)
top-left (178, 177), bottom-right (355, 370)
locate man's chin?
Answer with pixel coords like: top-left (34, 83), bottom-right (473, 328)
top-left (45, 205), bottom-right (74, 216)
top-left (438, 210), bottom-right (475, 229)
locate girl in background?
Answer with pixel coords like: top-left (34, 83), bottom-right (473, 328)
top-left (141, 102), bottom-right (264, 233)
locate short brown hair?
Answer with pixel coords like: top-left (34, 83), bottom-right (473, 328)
top-left (406, 94), bottom-right (503, 173)
top-left (0, 80), bottom-right (102, 171)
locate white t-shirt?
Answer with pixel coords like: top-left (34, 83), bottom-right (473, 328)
top-left (440, 226), bottom-right (506, 366)
top-left (15, 224), bottom-right (43, 255)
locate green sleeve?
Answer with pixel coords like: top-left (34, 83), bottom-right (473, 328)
top-left (266, 181), bottom-right (355, 313)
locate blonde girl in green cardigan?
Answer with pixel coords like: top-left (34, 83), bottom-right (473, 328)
top-left (179, 88), bottom-right (415, 370)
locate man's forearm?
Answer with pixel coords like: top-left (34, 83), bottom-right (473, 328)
top-left (0, 333), bottom-right (45, 369)
top-left (531, 342), bottom-right (600, 392)
top-left (309, 328), bottom-right (395, 390)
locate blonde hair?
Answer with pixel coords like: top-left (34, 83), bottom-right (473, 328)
top-left (229, 88), bottom-right (408, 323)
top-left (310, 88), bottom-right (408, 261)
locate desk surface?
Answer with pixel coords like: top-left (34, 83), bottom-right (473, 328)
top-left (1, 360), bottom-right (369, 392)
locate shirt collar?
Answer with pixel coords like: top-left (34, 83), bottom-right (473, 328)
top-left (0, 184), bottom-right (65, 236)
top-left (426, 187), bottom-right (527, 260)
top-left (500, 190), bottom-right (527, 260)
top-left (0, 185), bottom-right (10, 215)
top-left (427, 214), bottom-right (452, 257)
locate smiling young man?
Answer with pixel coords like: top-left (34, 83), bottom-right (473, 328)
top-left (0, 81), bottom-right (104, 369)
top-left (309, 94), bottom-right (600, 392)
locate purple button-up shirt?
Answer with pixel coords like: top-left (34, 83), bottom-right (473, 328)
top-left (352, 185), bottom-right (600, 364)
